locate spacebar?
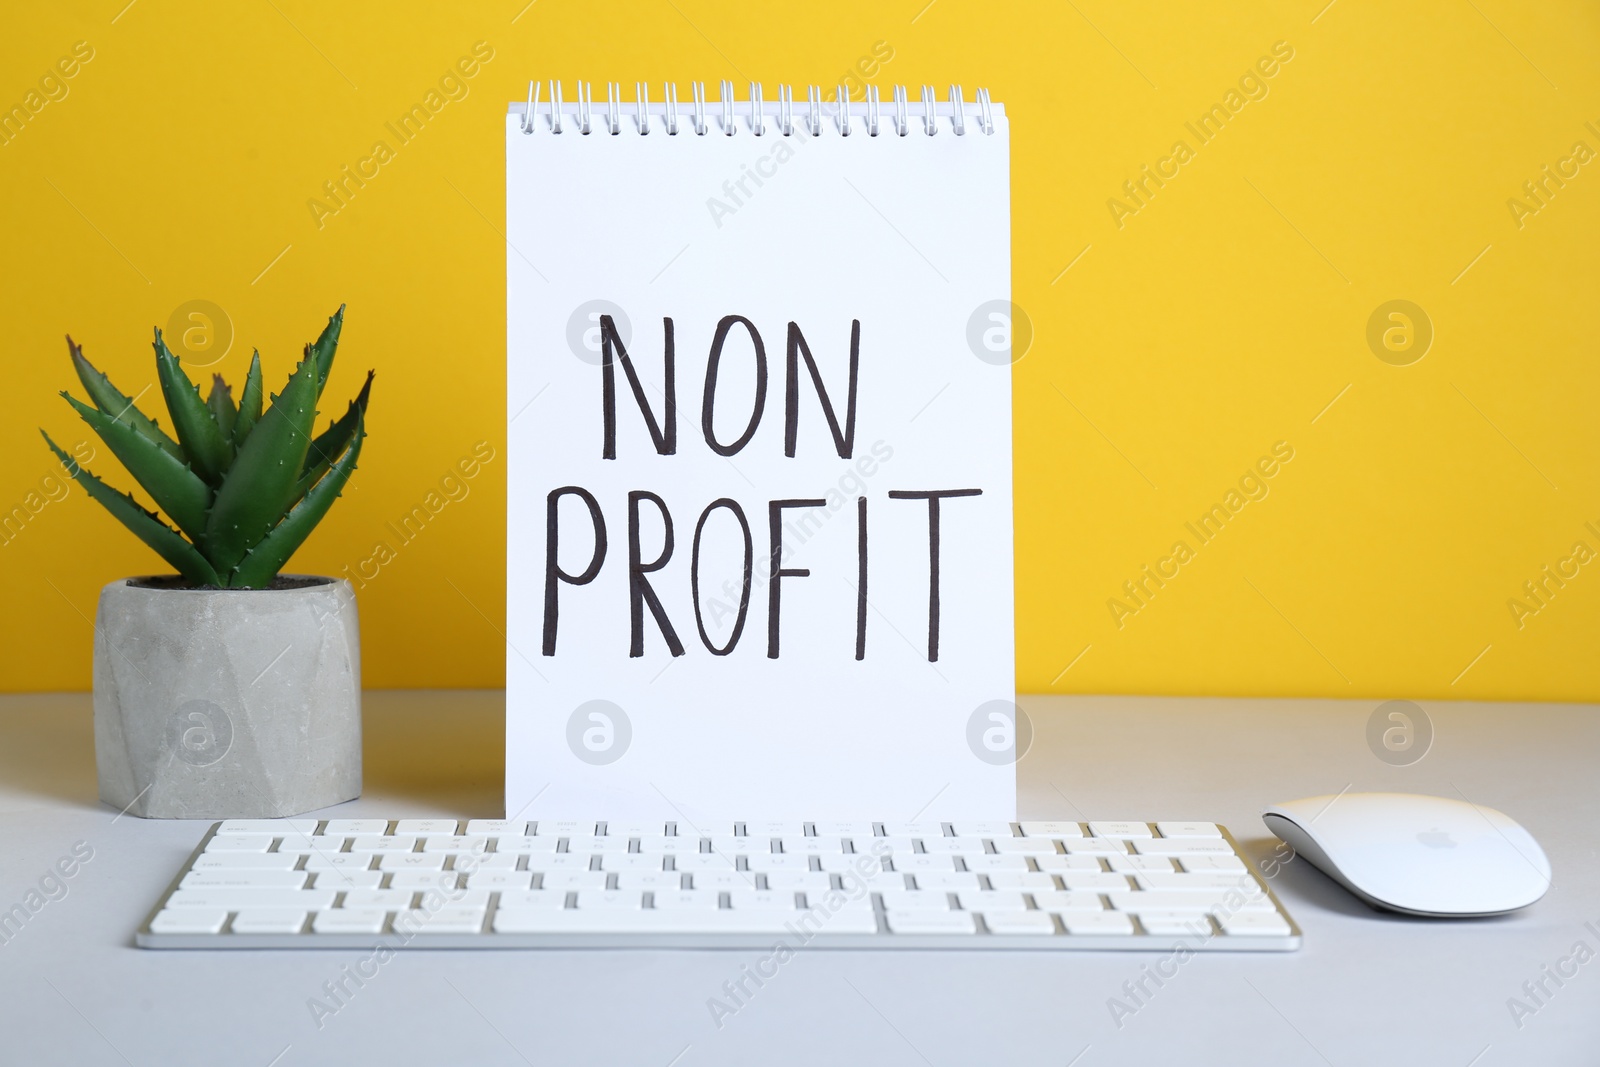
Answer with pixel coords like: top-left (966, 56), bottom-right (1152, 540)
top-left (494, 908), bottom-right (879, 934)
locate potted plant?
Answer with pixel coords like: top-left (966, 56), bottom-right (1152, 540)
top-left (41, 307), bottom-right (373, 818)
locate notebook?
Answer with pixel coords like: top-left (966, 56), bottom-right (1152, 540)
top-left (505, 82), bottom-right (1014, 822)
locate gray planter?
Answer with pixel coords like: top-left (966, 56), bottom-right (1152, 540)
top-left (93, 575), bottom-right (362, 819)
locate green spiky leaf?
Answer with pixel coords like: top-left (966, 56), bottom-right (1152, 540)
top-left (293, 370), bottom-right (373, 503)
top-left (308, 305), bottom-right (345, 398)
top-left (207, 375), bottom-right (237, 440)
top-left (232, 351), bottom-right (264, 446)
top-left (61, 392), bottom-right (210, 542)
top-left (154, 330), bottom-right (231, 483)
top-left (67, 337), bottom-right (184, 462)
top-left (203, 354), bottom-right (318, 573)
top-left (229, 413), bottom-right (364, 588)
top-left (42, 430), bottom-right (220, 586)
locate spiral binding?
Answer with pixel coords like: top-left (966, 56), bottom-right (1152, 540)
top-left (518, 82), bottom-right (995, 137)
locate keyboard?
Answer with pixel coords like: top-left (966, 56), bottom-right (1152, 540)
top-left (137, 819), bottom-right (1301, 950)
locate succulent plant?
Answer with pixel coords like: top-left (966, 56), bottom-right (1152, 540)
top-left (41, 306), bottom-right (372, 589)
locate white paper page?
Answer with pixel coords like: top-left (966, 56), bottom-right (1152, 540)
top-left (506, 99), bottom-right (1013, 822)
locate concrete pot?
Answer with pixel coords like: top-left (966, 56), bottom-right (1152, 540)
top-left (93, 575), bottom-right (362, 819)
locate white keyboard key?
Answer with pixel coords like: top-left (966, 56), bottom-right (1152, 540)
top-left (323, 819), bottom-right (390, 835)
top-left (308, 870), bottom-right (383, 890)
top-left (204, 834), bottom-right (274, 852)
top-left (920, 837), bottom-right (984, 855)
top-left (651, 890), bottom-right (720, 909)
top-left (762, 872), bottom-right (833, 892)
top-left (313, 909), bottom-right (388, 934)
top-left (493, 907), bottom-right (842, 935)
top-left (402, 905), bottom-right (486, 933)
top-left (349, 836), bottom-right (418, 852)
top-left (885, 909), bottom-right (974, 934)
top-left (1137, 911), bottom-right (1215, 936)
top-left (466, 871), bottom-right (535, 890)
top-left (465, 820), bottom-right (531, 835)
top-left (395, 819), bottom-right (460, 834)
top-left (949, 822), bottom-right (1015, 837)
top-left (1062, 912), bottom-right (1135, 935)
top-left (1019, 821), bottom-right (1084, 838)
top-left (1132, 839), bottom-right (1235, 856)
top-left (779, 836), bottom-right (845, 854)
top-left (377, 853), bottom-right (447, 871)
top-left (388, 870), bottom-right (460, 890)
top-left (1030, 890), bottom-right (1107, 912)
top-left (1106, 855), bottom-right (1175, 873)
top-left (909, 872), bottom-right (980, 890)
top-left (820, 853), bottom-right (885, 873)
top-left (565, 836), bottom-right (631, 854)
top-left (728, 890), bottom-right (798, 911)
top-left (708, 834), bottom-right (763, 854)
top-left (575, 890), bottom-right (644, 909)
top-left (671, 854), bottom-right (740, 872)
top-left (301, 854), bottom-right (373, 872)
top-left (872, 837), bottom-right (920, 853)
top-left (1033, 854), bottom-right (1108, 872)
top-left (465, 854), bottom-right (520, 870)
top-left (1218, 912), bottom-right (1293, 936)
top-left (956, 890), bottom-right (1027, 912)
top-left (1178, 855), bottom-right (1248, 872)
top-left (599, 854), bottom-right (666, 872)
top-left (888, 855), bottom-right (959, 872)
top-left (962, 855), bottom-right (1029, 872)
top-left (341, 889), bottom-right (417, 909)
top-left (991, 837), bottom-right (1059, 854)
top-left (615, 872), bottom-right (685, 890)
top-left (421, 887), bottom-right (491, 908)
top-left (636, 836), bottom-right (702, 854)
top-left (1059, 872), bottom-right (1133, 892)
top-left (218, 820), bottom-right (319, 835)
top-left (1156, 822), bottom-right (1222, 839)
top-left (524, 853), bottom-right (593, 871)
top-left (489, 836), bottom-right (559, 853)
top-left (744, 854), bottom-right (812, 872)
top-left (540, 871), bottom-right (608, 889)
top-left (882, 822), bottom-right (946, 837)
top-left (533, 821), bottom-right (596, 836)
top-left (231, 909), bottom-right (308, 933)
top-left (603, 822), bottom-right (668, 837)
top-left (983, 872), bottom-right (1059, 890)
top-left (1137, 871), bottom-right (1260, 892)
top-left (499, 889), bottom-right (567, 908)
top-left (422, 836), bottom-right (489, 853)
top-left (192, 853), bottom-right (302, 871)
top-left (166, 889), bottom-right (337, 910)
top-left (689, 870), bottom-right (758, 890)
top-left (150, 908), bottom-right (228, 934)
top-left (1063, 838), bottom-right (1129, 855)
top-left (981, 910), bottom-right (1056, 935)
top-left (879, 890), bottom-right (952, 910)
top-left (743, 821), bottom-right (806, 837)
top-left (181, 870), bottom-right (308, 889)
top-left (1106, 890), bottom-right (1275, 913)
top-left (815, 822), bottom-right (876, 836)
top-left (1089, 821), bottom-right (1153, 839)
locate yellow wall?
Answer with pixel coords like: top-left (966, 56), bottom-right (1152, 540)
top-left (3, 1), bottom-right (1596, 699)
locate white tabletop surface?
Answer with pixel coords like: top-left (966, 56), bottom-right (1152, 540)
top-left (1, 691), bottom-right (1595, 1066)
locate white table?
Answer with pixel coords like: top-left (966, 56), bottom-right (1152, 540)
top-left (1, 691), bottom-right (1595, 1066)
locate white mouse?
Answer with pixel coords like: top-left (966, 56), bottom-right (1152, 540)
top-left (1262, 792), bottom-right (1551, 917)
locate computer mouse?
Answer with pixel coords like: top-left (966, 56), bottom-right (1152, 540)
top-left (1262, 792), bottom-right (1551, 917)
